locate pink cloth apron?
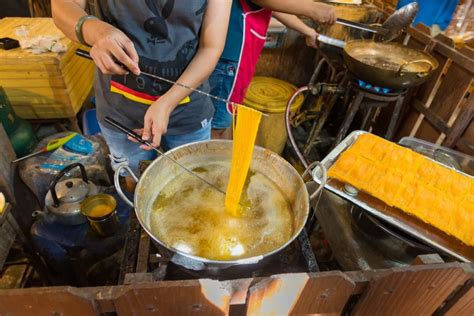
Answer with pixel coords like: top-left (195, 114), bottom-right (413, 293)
top-left (227, 0), bottom-right (272, 114)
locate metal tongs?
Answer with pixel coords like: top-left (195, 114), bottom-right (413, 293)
top-left (328, 2), bottom-right (419, 44)
top-left (335, 18), bottom-right (389, 37)
top-left (104, 117), bottom-right (227, 196)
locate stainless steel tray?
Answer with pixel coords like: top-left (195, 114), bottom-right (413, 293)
top-left (312, 130), bottom-right (474, 262)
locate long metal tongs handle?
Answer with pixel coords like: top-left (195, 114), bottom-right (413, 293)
top-left (76, 49), bottom-right (237, 110)
top-left (75, 49), bottom-right (269, 119)
top-left (336, 18), bottom-right (389, 35)
top-left (104, 117), bottom-right (227, 196)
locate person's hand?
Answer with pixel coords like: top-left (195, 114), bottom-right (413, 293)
top-left (137, 100), bottom-right (172, 150)
top-left (308, 3), bottom-right (337, 25)
top-left (84, 20), bottom-right (140, 76)
top-left (304, 28), bottom-right (319, 49)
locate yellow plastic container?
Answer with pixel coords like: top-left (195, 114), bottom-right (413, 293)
top-left (243, 76), bottom-right (304, 154)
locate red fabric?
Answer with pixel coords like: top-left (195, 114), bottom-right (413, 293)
top-left (227, 0), bottom-right (272, 113)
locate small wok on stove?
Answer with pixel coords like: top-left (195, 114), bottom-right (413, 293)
top-left (343, 40), bottom-right (439, 90)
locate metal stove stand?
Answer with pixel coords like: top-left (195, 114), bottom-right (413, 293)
top-left (333, 79), bottom-right (408, 145)
top-left (118, 210), bottom-right (319, 284)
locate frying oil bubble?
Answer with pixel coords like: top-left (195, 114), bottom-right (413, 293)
top-left (149, 162), bottom-right (294, 260)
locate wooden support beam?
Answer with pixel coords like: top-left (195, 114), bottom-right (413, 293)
top-left (413, 254), bottom-right (445, 266)
top-left (412, 100), bottom-right (450, 135)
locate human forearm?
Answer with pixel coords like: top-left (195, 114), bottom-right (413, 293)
top-left (252, 0), bottom-right (336, 25)
top-left (273, 12), bottom-right (318, 48)
top-left (51, 0), bottom-right (88, 43)
top-left (158, 47), bottom-right (223, 114)
top-left (273, 12), bottom-right (313, 37)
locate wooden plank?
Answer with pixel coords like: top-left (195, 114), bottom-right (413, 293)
top-left (0, 64), bottom-right (61, 72)
top-left (246, 273), bottom-right (309, 316)
top-left (406, 38), bottom-right (427, 52)
top-left (352, 264), bottom-right (470, 316)
top-left (0, 125), bottom-right (16, 204)
top-left (456, 136), bottom-right (474, 156)
top-left (395, 52), bottom-right (449, 140)
top-left (426, 64), bottom-right (473, 120)
top-left (14, 105), bottom-right (75, 120)
top-left (412, 99), bottom-right (450, 134)
top-left (0, 78), bottom-right (67, 88)
top-left (415, 63), bottom-right (472, 142)
top-left (289, 271), bottom-right (356, 315)
top-left (135, 232), bottom-right (151, 274)
top-left (113, 280), bottom-right (230, 315)
top-left (433, 41), bottom-right (474, 73)
top-left (443, 94), bottom-right (474, 147)
top-left (456, 118), bottom-right (474, 155)
top-left (445, 280), bottom-right (474, 316)
top-left (395, 103), bottom-right (424, 140)
top-left (413, 254), bottom-right (444, 265)
top-left (459, 46), bottom-right (474, 59)
top-left (407, 26), bottom-right (432, 45)
top-left (414, 50), bottom-right (449, 106)
top-left (0, 287), bottom-right (97, 315)
top-left (63, 58), bottom-right (95, 111)
top-left (434, 33), bottom-right (455, 47)
top-left (0, 71), bottom-right (63, 80)
top-left (4, 86), bottom-right (72, 100)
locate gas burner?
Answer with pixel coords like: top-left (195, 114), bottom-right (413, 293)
top-left (314, 191), bottom-right (441, 271)
top-left (119, 213), bottom-right (320, 283)
top-left (350, 206), bottom-right (435, 264)
top-left (357, 79), bottom-right (393, 94)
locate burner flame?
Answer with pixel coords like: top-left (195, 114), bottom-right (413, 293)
top-left (358, 80), bottom-right (392, 94)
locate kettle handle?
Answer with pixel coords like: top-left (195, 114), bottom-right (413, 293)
top-left (49, 163), bottom-right (88, 207)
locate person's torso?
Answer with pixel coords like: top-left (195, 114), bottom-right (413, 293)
top-left (221, 0), bottom-right (271, 62)
top-left (94, 0), bottom-right (213, 135)
top-left (219, 0), bottom-right (272, 106)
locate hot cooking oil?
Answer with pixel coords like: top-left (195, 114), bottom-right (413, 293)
top-left (149, 162), bottom-right (294, 260)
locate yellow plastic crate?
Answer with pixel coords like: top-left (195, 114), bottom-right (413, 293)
top-left (0, 18), bottom-right (94, 119)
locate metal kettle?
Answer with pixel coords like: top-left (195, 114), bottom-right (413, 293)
top-left (41, 163), bottom-right (99, 225)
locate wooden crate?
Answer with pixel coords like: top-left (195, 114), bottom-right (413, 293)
top-left (0, 18), bottom-right (94, 119)
top-left (0, 257), bottom-right (472, 315)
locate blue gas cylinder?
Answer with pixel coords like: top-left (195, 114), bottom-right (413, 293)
top-left (30, 188), bottom-right (133, 284)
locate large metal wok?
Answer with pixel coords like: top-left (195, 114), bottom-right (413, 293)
top-left (343, 40), bottom-right (439, 89)
top-left (316, 38), bottom-right (439, 90)
top-left (317, 1), bottom-right (438, 89)
top-left (114, 140), bottom-right (316, 273)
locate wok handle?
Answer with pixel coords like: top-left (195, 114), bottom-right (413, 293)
top-left (398, 59), bottom-right (434, 77)
top-left (317, 35), bottom-right (345, 48)
top-left (113, 164), bottom-right (139, 207)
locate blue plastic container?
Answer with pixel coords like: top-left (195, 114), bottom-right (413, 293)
top-left (82, 108), bottom-right (101, 136)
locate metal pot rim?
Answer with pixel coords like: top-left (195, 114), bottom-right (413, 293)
top-left (133, 139), bottom-right (309, 265)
